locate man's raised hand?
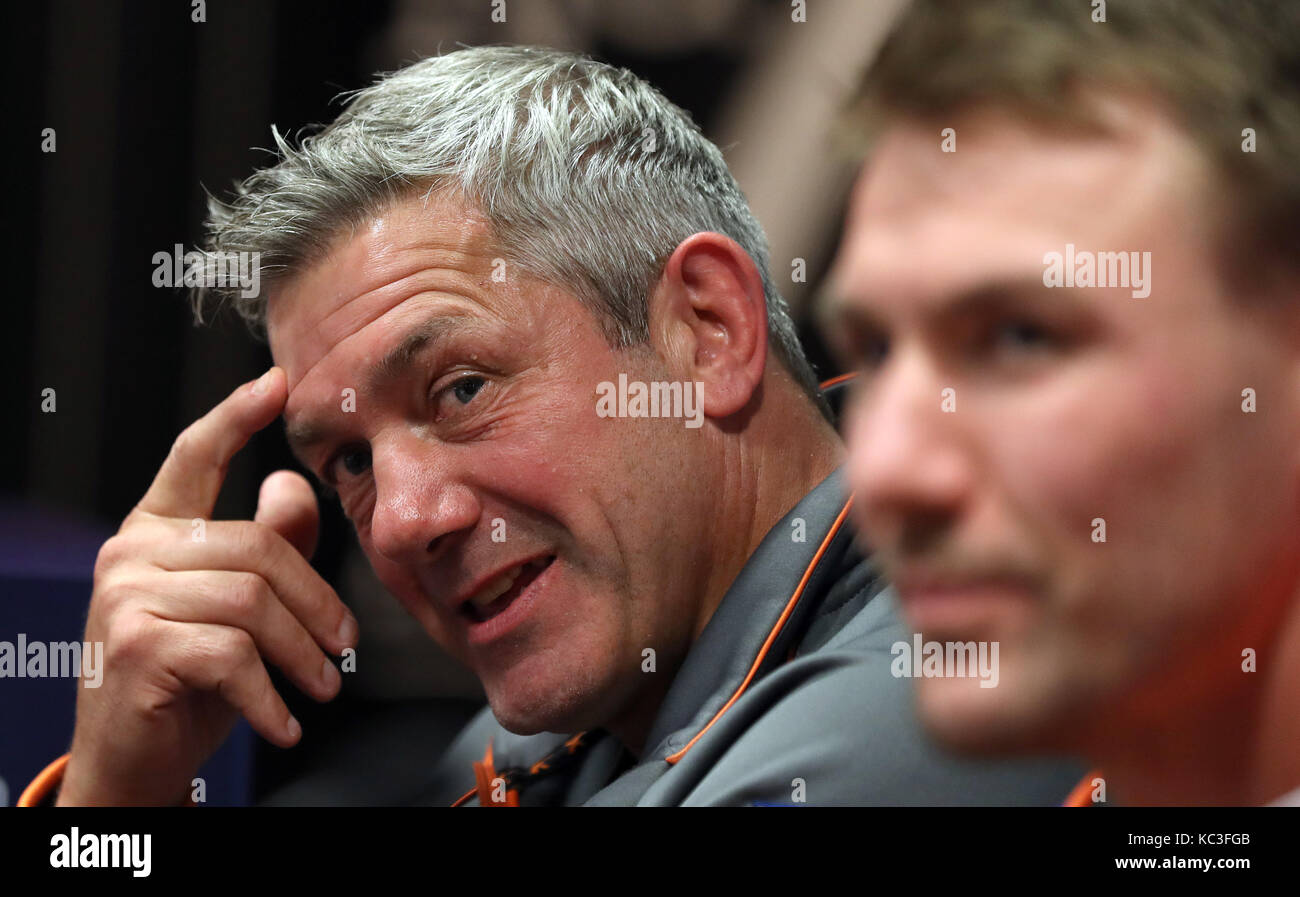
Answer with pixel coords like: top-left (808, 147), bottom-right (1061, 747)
top-left (58, 368), bottom-right (358, 805)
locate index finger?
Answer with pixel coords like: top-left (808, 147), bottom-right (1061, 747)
top-left (135, 367), bottom-right (287, 521)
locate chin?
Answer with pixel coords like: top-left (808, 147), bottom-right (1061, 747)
top-left (489, 705), bottom-right (550, 737)
top-left (488, 695), bottom-right (596, 738)
top-left (482, 661), bottom-right (613, 736)
top-left (913, 676), bottom-right (1072, 758)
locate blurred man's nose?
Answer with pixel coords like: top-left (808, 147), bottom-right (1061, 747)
top-left (844, 351), bottom-right (974, 548)
top-left (368, 432), bottom-right (479, 566)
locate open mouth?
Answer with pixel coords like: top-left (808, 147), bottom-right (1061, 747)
top-left (459, 555), bottom-right (556, 624)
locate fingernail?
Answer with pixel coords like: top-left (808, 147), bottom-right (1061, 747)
top-left (287, 716), bottom-right (301, 739)
top-left (322, 658), bottom-right (341, 692)
top-left (336, 612), bottom-right (358, 648)
top-left (251, 367), bottom-right (277, 396)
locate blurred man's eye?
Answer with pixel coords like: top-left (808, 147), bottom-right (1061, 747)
top-left (986, 319), bottom-right (1058, 356)
top-left (827, 315), bottom-right (890, 372)
top-left (858, 333), bottom-right (890, 370)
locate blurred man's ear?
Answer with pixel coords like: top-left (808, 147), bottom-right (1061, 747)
top-left (648, 232), bottom-right (768, 419)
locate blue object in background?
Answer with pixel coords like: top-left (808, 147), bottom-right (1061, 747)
top-left (0, 502), bottom-right (253, 806)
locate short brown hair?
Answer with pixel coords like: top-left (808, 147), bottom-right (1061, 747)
top-left (845, 0), bottom-right (1300, 288)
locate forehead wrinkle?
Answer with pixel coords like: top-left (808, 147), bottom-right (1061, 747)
top-left (275, 195), bottom-right (506, 459)
top-left (311, 260), bottom-right (480, 372)
top-left (284, 273), bottom-right (489, 404)
top-left (276, 196), bottom-right (503, 392)
top-left (283, 309), bottom-right (472, 465)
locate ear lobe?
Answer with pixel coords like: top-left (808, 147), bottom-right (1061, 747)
top-left (652, 232), bottom-right (769, 420)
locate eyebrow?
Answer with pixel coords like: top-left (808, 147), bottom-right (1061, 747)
top-left (372, 315), bottom-right (455, 388)
top-left (284, 314), bottom-right (459, 467)
top-left (821, 277), bottom-right (1076, 329)
top-left (816, 285), bottom-right (886, 342)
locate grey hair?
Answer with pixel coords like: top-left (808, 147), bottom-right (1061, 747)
top-left (195, 45), bottom-right (824, 403)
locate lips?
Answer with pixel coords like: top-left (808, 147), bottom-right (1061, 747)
top-left (890, 569), bottom-right (1039, 636)
top-left (458, 556), bottom-right (555, 624)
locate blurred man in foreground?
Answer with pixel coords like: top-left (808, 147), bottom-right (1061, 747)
top-left (825, 0), bottom-right (1300, 805)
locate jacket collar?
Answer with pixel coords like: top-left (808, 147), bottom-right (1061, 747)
top-left (639, 465), bottom-right (863, 760)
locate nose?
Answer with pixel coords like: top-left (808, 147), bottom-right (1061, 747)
top-left (844, 350), bottom-right (974, 549)
top-left (367, 431), bottom-right (480, 567)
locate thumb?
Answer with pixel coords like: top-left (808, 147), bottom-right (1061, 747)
top-left (254, 470), bottom-right (320, 560)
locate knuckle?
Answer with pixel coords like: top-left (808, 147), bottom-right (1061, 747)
top-left (223, 572), bottom-right (269, 619)
top-left (223, 669), bottom-right (279, 723)
top-left (94, 576), bottom-right (129, 615)
top-left (208, 627), bottom-right (257, 668)
top-left (94, 567), bottom-right (150, 617)
top-left (235, 521), bottom-right (280, 567)
top-left (106, 612), bottom-right (161, 667)
top-left (171, 422), bottom-right (226, 477)
top-left (169, 423), bottom-right (199, 464)
top-left (92, 536), bottom-right (130, 586)
top-left (250, 668), bottom-right (279, 706)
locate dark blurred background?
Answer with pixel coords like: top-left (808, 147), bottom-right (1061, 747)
top-left (2, 0), bottom-right (904, 805)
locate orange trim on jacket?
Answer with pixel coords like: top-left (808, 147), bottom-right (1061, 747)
top-left (472, 739), bottom-right (520, 807)
top-left (665, 497), bottom-right (854, 765)
top-left (1063, 771), bottom-right (1105, 807)
top-left (818, 372), bottom-right (857, 390)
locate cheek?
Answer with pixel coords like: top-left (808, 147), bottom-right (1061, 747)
top-left (367, 551), bottom-right (420, 602)
top-left (340, 487), bottom-right (374, 527)
top-left (469, 369), bottom-right (699, 639)
top-left (477, 359), bottom-right (667, 529)
top-left (976, 357), bottom-right (1178, 540)
top-left (980, 358), bottom-right (1209, 632)
top-left (366, 550), bottom-right (453, 637)
top-left (473, 383), bottom-right (609, 503)
top-left (980, 350), bottom-right (1288, 636)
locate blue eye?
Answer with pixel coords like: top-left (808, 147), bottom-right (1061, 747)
top-left (450, 376), bottom-right (485, 404)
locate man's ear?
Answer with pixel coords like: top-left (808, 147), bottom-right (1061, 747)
top-left (649, 232), bottom-right (768, 419)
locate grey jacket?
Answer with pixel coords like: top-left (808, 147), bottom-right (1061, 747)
top-left (411, 468), bottom-right (1083, 806)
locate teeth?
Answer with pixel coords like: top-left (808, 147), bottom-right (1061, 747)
top-left (468, 566), bottom-right (521, 608)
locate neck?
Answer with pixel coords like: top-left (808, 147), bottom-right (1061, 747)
top-left (1089, 590), bottom-right (1300, 806)
top-left (691, 377), bottom-right (843, 641)
top-left (608, 374), bottom-right (843, 756)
